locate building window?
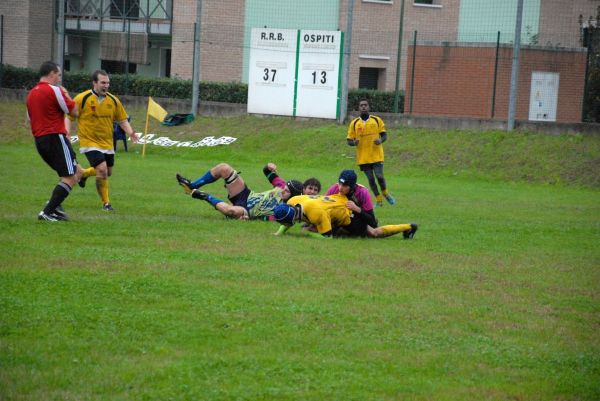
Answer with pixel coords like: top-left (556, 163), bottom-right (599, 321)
top-left (110, 0), bottom-right (139, 19)
top-left (359, 68), bottom-right (380, 90)
top-left (164, 49), bottom-right (171, 78)
top-left (413, 0), bottom-right (442, 9)
top-left (101, 60), bottom-right (137, 74)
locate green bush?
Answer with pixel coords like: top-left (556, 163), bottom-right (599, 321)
top-left (62, 71), bottom-right (96, 93)
top-left (0, 64), bottom-right (403, 112)
top-left (582, 8), bottom-right (600, 123)
top-left (347, 89), bottom-right (404, 113)
top-left (129, 76), bottom-right (193, 99)
top-left (0, 64), bottom-right (38, 89)
top-left (200, 81), bottom-right (248, 103)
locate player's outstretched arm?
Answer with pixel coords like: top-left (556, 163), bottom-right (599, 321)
top-left (118, 119), bottom-right (139, 143)
top-left (274, 224), bottom-right (290, 236)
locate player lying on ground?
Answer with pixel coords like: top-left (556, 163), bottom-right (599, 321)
top-left (273, 191), bottom-right (417, 239)
top-left (326, 169), bottom-right (417, 238)
top-left (176, 162), bottom-right (303, 220)
top-left (302, 177), bottom-right (321, 195)
top-left (273, 193), bottom-right (354, 238)
top-left (265, 163), bottom-right (322, 197)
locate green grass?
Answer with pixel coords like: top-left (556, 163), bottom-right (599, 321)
top-left (1, 100), bottom-right (599, 400)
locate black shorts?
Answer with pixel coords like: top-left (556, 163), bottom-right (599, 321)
top-left (35, 134), bottom-right (78, 177)
top-left (339, 214), bottom-right (369, 237)
top-left (84, 150), bottom-right (115, 168)
top-left (359, 162), bottom-right (383, 172)
top-left (228, 185), bottom-right (251, 211)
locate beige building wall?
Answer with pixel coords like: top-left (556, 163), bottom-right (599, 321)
top-left (0, 0), bottom-right (54, 69)
top-left (341, 0), bottom-right (460, 91)
top-left (538, 0), bottom-right (598, 48)
top-left (28, 1), bottom-right (55, 66)
top-left (171, 0), bottom-right (461, 89)
top-left (171, 0), bottom-right (245, 82)
top-left (170, 0), bottom-right (196, 78)
top-left (2, 0), bottom-right (596, 92)
top-left (199, 0), bottom-right (245, 82)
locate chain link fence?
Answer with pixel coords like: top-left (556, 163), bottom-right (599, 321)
top-left (0, 0), bottom-right (598, 123)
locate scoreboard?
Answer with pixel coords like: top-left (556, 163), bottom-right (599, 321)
top-left (247, 28), bottom-right (343, 120)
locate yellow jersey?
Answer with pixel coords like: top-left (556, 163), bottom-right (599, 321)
top-left (347, 115), bottom-right (386, 165)
top-left (71, 90), bottom-right (128, 151)
top-left (287, 194), bottom-right (351, 234)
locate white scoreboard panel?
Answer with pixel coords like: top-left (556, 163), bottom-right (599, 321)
top-left (295, 30), bottom-right (343, 120)
top-left (247, 28), bottom-right (298, 117)
top-left (247, 28), bottom-right (343, 120)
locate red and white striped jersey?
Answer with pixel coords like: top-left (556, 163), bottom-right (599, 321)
top-left (26, 81), bottom-right (75, 137)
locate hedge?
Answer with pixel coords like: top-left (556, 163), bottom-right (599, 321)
top-left (0, 64), bottom-right (403, 112)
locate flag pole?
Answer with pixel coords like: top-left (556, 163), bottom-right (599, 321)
top-left (142, 97), bottom-right (151, 157)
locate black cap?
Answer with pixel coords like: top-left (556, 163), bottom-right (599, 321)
top-left (338, 169), bottom-right (357, 189)
top-left (286, 180), bottom-right (303, 197)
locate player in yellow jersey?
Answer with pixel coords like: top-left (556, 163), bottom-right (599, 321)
top-left (347, 99), bottom-right (395, 207)
top-left (273, 194), bottom-right (352, 238)
top-left (68, 70), bottom-right (138, 211)
top-left (274, 171), bottom-right (417, 239)
top-left (328, 169), bottom-right (417, 239)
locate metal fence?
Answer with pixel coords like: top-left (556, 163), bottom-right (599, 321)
top-left (0, 0), bottom-right (598, 124)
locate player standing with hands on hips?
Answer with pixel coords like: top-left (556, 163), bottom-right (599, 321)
top-left (26, 61), bottom-right (81, 221)
top-left (346, 99), bottom-right (395, 207)
top-left (68, 70), bottom-right (139, 211)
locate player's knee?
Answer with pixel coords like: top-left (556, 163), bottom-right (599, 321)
top-left (73, 166), bottom-right (83, 181)
top-left (224, 170), bottom-right (240, 185)
top-left (63, 176), bottom-right (78, 188)
top-left (224, 208), bottom-right (242, 219)
top-left (214, 163), bottom-right (233, 177)
top-left (367, 226), bottom-right (382, 237)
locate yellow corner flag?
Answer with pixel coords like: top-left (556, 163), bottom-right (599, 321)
top-left (142, 97), bottom-right (169, 157)
top-left (147, 97), bottom-right (168, 122)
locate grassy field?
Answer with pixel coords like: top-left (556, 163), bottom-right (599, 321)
top-left (0, 100), bottom-right (599, 400)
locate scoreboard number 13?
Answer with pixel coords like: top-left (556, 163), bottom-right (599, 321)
top-left (311, 71), bottom-right (327, 84)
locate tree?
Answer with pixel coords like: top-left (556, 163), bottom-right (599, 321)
top-left (581, 6), bottom-right (600, 122)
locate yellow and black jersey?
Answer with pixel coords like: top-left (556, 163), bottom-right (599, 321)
top-left (347, 115), bottom-right (386, 165)
top-left (71, 90), bottom-right (128, 151)
top-left (287, 194), bottom-right (351, 234)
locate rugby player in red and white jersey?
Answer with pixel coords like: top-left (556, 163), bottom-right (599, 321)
top-left (26, 61), bottom-right (81, 221)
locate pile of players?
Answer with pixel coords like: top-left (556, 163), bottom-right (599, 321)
top-left (175, 162), bottom-right (417, 240)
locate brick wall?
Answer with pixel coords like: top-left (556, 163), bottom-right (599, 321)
top-left (405, 43), bottom-right (586, 123)
top-left (170, 0), bottom-right (196, 78)
top-left (0, 0), bottom-right (53, 69)
top-left (0, 0), bottom-right (30, 68)
top-left (199, 0), bottom-right (244, 82)
top-left (171, 0), bottom-right (245, 82)
top-left (345, 0), bottom-right (460, 91)
top-left (539, 0), bottom-right (598, 48)
top-left (27, 2), bottom-right (54, 66)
